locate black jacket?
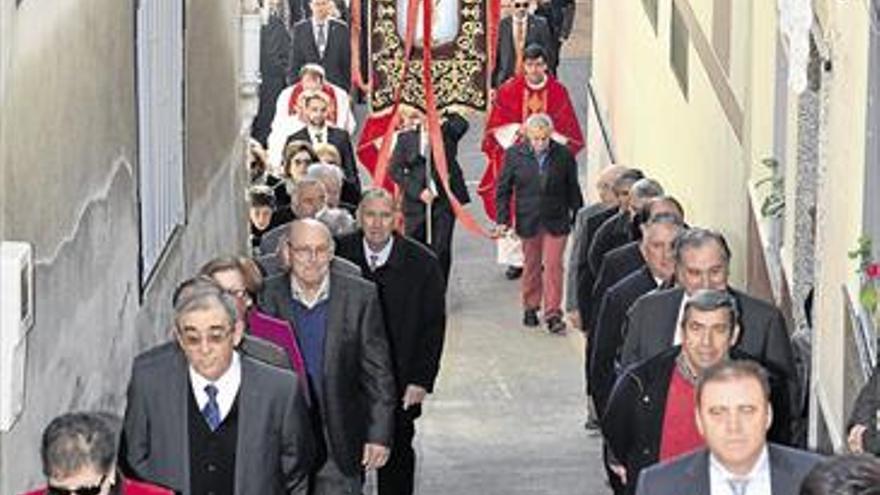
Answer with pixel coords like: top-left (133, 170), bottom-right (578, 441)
top-left (492, 14), bottom-right (556, 87)
top-left (335, 232), bottom-right (447, 396)
top-left (288, 18), bottom-right (351, 90)
top-left (495, 140), bottom-right (583, 238)
top-left (389, 113), bottom-right (471, 220)
top-left (258, 270), bottom-right (396, 475)
top-left (848, 363), bottom-right (880, 454)
top-left (588, 210), bottom-right (638, 275)
top-left (620, 286), bottom-right (800, 429)
top-left (288, 126), bottom-right (361, 206)
top-left (587, 241), bottom-right (645, 330)
top-left (588, 265), bottom-right (658, 413)
top-left (601, 347), bottom-right (793, 495)
top-left (575, 205), bottom-right (618, 328)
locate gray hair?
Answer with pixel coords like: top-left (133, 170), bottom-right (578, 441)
top-left (681, 289), bottom-right (739, 330)
top-left (40, 412), bottom-right (119, 478)
top-left (290, 176), bottom-right (327, 201)
top-left (317, 207), bottom-right (356, 236)
top-left (642, 212), bottom-right (685, 229)
top-left (306, 162), bottom-right (344, 185)
top-left (524, 113), bottom-right (554, 132)
top-left (173, 277), bottom-right (238, 330)
top-left (356, 187), bottom-right (396, 225)
top-left (630, 178), bottom-right (664, 200)
top-left (673, 227), bottom-right (732, 266)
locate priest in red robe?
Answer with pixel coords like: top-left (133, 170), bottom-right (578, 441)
top-left (479, 43), bottom-right (583, 277)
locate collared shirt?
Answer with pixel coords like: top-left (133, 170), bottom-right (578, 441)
top-left (189, 351), bottom-right (242, 423)
top-left (312, 17), bottom-right (328, 54)
top-left (363, 237), bottom-right (394, 270)
top-left (534, 148), bottom-right (550, 174)
top-left (709, 446), bottom-right (771, 495)
top-left (290, 273), bottom-right (330, 309)
top-left (673, 292), bottom-right (690, 346)
top-left (308, 125), bottom-right (328, 145)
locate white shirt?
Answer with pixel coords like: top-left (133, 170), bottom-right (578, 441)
top-left (308, 125), bottom-right (329, 145)
top-left (312, 18), bottom-right (328, 54)
top-left (709, 446), bottom-right (771, 495)
top-left (189, 351), bottom-right (242, 423)
top-left (673, 292), bottom-right (690, 346)
top-left (363, 237), bottom-right (394, 270)
top-left (291, 273), bottom-right (331, 309)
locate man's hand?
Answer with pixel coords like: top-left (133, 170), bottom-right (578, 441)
top-left (419, 189), bottom-right (436, 205)
top-left (848, 424), bottom-right (867, 453)
top-left (566, 311), bottom-right (582, 331)
top-left (609, 463), bottom-right (627, 485)
top-left (403, 384), bottom-right (428, 410)
top-left (362, 443), bottom-right (390, 471)
top-left (492, 224), bottom-right (510, 239)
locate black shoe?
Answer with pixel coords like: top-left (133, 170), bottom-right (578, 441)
top-left (523, 308), bottom-right (539, 327)
top-left (505, 266), bottom-right (523, 280)
top-left (547, 315), bottom-right (567, 334)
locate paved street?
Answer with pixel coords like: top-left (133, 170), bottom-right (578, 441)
top-left (401, 47), bottom-right (611, 492)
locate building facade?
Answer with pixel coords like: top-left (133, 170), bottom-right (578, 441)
top-left (0, 0), bottom-right (257, 491)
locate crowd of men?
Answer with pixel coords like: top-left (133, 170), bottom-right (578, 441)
top-left (19, 0), bottom-right (880, 494)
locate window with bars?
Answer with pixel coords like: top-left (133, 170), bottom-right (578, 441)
top-left (670, 2), bottom-right (689, 99)
top-left (136, 0), bottom-right (185, 287)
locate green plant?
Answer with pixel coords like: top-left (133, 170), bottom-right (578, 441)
top-left (755, 158), bottom-right (785, 219)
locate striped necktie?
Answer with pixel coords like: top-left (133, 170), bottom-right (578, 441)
top-left (202, 384), bottom-right (221, 431)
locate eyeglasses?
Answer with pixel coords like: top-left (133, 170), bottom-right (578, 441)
top-left (287, 242), bottom-right (333, 261)
top-left (178, 328), bottom-right (234, 347)
top-left (293, 157), bottom-right (312, 165)
top-left (514, 2), bottom-right (528, 7)
top-left (47, 473), bottom-right (107, 495)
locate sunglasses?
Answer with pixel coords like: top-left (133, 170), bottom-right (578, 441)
top-left (47, 473), bottom-right (107, 495)
top-left (514, 2), bottom-right (528, 7)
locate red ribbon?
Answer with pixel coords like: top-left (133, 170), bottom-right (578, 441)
top-left (420, 0), bottom-right (492, 237)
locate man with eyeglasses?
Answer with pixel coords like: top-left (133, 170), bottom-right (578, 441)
top-left (120, 278), bottom-right (315, 495)
top-left (492, 0), bottom-right (554, 88)
top-left (335, 188), bottom-right (447, 495)
top-left (259, 219), bottom-right (397, 494)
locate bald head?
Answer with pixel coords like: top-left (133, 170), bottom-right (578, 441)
top-left (597, 165), bottom-right (628, 206)
top-left (288, 218), bottom-right (333, 246)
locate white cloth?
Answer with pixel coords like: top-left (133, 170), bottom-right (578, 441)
top-left (363, 237), bottom-right (394, 269)
top-left (496, 232), bottom-right (524, 267)
top-left (709, 446), bottom-right (771, 495)
top-left (673, 292), bottom-right (689, 346)
top-left (266, 84), bottom-right (356, 169)
top-left (189, 351), bottom-right (242, 423)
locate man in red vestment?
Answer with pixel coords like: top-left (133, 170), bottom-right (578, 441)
top-left (479, 43), bottom-right (583, 278)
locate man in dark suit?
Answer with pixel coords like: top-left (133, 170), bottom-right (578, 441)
top-left (259, 219), bottom-right (397, 493)
top-left (587, 195), bottom-right (685, 331)
top-left (589, 212), bottom-right (684, 416)
top-left (389, 108), bottom-right (470, 280)
top-left (492, 0), bottom-right (555, 87)
top-left (288, 92), bottom-right (361, 206)
top-left (847, 362), bottom-right (880, 455)
top-left (120, 278), bottom-right (315, 495)
top-left (635, 360), bottom-right (820, 495)
top-left (565, 164), bottom-right (626, 331)
top-left (289, 0), bottom-right (351, 90)
top-left (495, 113), bottom-right (583, 334)
top-left (575, 168), bottom-right (644, 335)
top-left (602, 290), bottom-right (794, 495)
top-left (587, 177), bottom-right (664, 277)
top-left (619, 228), bottom-right (800, 430)
top-left (335, 188), bottom-right (447, 495)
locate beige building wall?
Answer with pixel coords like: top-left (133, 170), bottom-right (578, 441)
top-left (0, 0), bottom-right (250, 491)
top-left (809, 2), bottom-right (871, 450)
top-left (591, 0), bottom-right (760, 284)
top-left (592, 0), bottom-right (876, 449)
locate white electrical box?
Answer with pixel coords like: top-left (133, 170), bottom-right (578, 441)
top-left (1, 241), bottom-right (34, 432)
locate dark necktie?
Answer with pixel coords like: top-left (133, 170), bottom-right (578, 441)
top-left (314, 130), bottom-right (324, 144)
top-left (728, 478), bottom-right (749, 495)
top-left (369, 254), bottom-right (379, 271)
top-left (202, 384), bottom-right (221, 431)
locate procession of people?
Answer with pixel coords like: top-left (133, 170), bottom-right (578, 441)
top-left (17, 0), bottom-right (880, 494)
